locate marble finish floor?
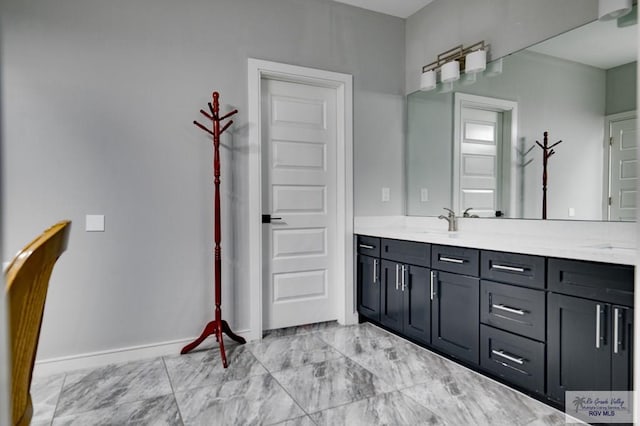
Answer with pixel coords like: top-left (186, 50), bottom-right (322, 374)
top-left (31, 321), bottom-right (570, 425)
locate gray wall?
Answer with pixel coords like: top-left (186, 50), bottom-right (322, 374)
top-left (407, 51), bottom-right (606, 220)
top-left (406, 0), bottom-right (598, 94)
top-left (607, 61), bottom-right (637, 115)
top-left (1, 0), bottom-right (405, 360)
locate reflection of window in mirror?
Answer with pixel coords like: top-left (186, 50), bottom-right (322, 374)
top-left (406, 17), bottom-right (637, 222)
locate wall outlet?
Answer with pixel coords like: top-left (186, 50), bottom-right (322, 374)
top-left (86, 214), bottom-right (105, 232)
top-left (568, 207), bottom-right (575, 217)
top-left (381, 187), bottom-right (390, 202)
top-left (420, 188), bottom-right (429, 202)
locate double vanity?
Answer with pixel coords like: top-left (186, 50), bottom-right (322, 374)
top-left (355, 216), bottom-right (634, 409)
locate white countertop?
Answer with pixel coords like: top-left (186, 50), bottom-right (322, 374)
top-left (355, 216), bottom-right (637, 266)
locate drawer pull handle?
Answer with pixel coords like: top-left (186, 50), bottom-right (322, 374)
top-left (373, 259), bottom-right (378, 284)
top-left (430, 271), bottom-right (436, 300)
top-left (440, 256), bottom-right (464, 264)
top-left (596, 304), bottom-right (602, 349)
top-left (492, 304), bottom-right (526, 316)
top-left (359, 244), bottom-right (375, 250)
top-left (491, 349), bottom-right (525, 365)
top-left (614, 307), bottom-right (620, 354)
top-left (491, 264), bottom-right (525, 273)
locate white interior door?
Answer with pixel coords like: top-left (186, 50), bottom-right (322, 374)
top-left (261, 78), bottom-right (337, 330)
top-left (458, 106), bottom-right (503, 217)
top-left (608, 114), bottom-right (637, 221)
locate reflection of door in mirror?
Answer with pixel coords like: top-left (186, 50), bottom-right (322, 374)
top-left (607, 112), bottom-right (637, 221)
top-left (453, 93), bottom-right (518, 218)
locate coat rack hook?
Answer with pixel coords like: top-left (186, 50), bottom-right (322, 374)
top-left (219, 109), bottom-right (239, 121)
top-left (193, 120), bottom-right (214, 137)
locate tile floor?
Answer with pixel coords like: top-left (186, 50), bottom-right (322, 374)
top-left (31, 321), bottom-right (570, 425)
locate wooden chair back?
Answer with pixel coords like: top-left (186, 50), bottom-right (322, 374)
top-left (5, 220), bottom-right (71, 426)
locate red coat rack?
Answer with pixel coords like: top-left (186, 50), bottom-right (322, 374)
top-left (181, 91), bottom-right (245, 368)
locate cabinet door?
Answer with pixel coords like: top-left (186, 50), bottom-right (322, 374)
top-left (611, 305), bottom-right (633, 391)
top-left (380, 260), bottom-right (404, 333)
top-left (431, 271), bottom-right (480, 365)
top-left (547, 293), bottom-right (611, 404)
top-left (404, 265), bottom-right (431, 345)
top-left (357, 255), bottom-right (380, 321)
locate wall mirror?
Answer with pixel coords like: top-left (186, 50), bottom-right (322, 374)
top-left (406, 16), bottom-right (637, 221)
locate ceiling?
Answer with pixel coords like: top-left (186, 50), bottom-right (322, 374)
top-left (527, 17), bottom-right (637, 69)
top-left (332, 0), bottom-right (434, 18)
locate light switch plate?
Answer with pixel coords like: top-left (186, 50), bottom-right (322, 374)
top-left (86, 215), bottom-right (105, 232)
top-left (420, 188), bottom-right (429, 202)
top-left (568, 207), bottom-right (575, 217)
top-left (381, 187), bottom-right (390, 202)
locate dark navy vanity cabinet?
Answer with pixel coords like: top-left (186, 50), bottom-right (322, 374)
top-left (478, 251), bottom-right (546, 396)
top-left (546, 259), bottom-right (634, 405)
top-left (356, 236), bottom-right (381, 322)
top-left (380, 239), bottom-right (431, 345)
top-left (430, 245), bottom-right (480, 365)
top-left (355, 234), bottom-right (634, 411)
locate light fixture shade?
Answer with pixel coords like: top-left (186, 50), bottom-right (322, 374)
top-left (465, 49), bottom-right (486, 74)
top-left (441, 61), bottom-right (460, 83)
top-left (420, 70), bottom-right (437, 91)
top-left (617, 4), bottom-right (637, 27)
top-left (484, 58), bottom-right (503, 77)
top-left (598, 0), bottom-right (632, 20)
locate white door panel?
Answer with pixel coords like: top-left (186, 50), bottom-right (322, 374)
top-left (262, 79), bottom-right (337, 330)
top-left (272, 140), bottom-right (326, 170)
top-left (458, 107), bottom-right (502, 217)
top-left (609, 115), bottom-right (637, 221)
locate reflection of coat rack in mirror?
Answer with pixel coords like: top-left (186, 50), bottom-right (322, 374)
top-left (181, 91), bottom-right (245, 368)
top-left (535, 131), bottom-right (562, 220)
top-left (516, 137), bottom-right (535, 218)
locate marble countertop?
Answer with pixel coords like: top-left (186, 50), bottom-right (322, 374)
top-left (355, 216), bottom-right (636, 266)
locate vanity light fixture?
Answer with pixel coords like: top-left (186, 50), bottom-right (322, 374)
top-left (598, 0), bottom-right (632, 20)
top-left (420, 41), bottom-right (488, 91)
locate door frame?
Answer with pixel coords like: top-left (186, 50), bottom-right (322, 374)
top-left (453, 93), bottom-right (518, 217)
top-left (247, 58), bottom-right (354, 341)
top-left (603, 110), bottom-right (636, 220)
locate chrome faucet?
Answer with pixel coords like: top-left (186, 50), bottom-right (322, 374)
top-left (438, 208), bottom-right (457, 232)
top-left (463, 207), bottom-right (479, 218)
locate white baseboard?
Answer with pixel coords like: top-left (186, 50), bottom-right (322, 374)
top-left (33, 329), bottom-right (251, 377)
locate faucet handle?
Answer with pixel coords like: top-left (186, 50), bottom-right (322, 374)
top-left (443, 208), bottom-right (455, 217)
top-left (463, 207), bottom-right (473, 217)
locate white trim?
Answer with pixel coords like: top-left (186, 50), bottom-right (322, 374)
top-left (603, 110), bottom-right (636, 220)
top-left (0, 269), bottom-right (9, 426)
top-left (32, 329), bottom-right (249, 376)
top-left (247, 59), bottom-right (355, 341)
top-left (453, 93), bottom-right (518, 217)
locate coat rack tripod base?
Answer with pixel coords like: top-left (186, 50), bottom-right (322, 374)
top-left (180, 317), bottom-right (246, 368)
top-left (181, 91), bottom-right (245, 368)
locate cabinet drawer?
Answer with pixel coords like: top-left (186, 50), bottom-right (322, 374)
top-left (432, 245), bottom-right (479, 276)
top-left (382, 238), bottom-right (430, 267)
top-left (481, 251), bottom-right (545, 289)
top-left (480, 325), bottom-right (545, 395)
top-left (357, 235), bottom-right (380, 257)
top-left (548, 258), bottom-right (633, 307)
top-left (480, 281), bottom-right (545, 341)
